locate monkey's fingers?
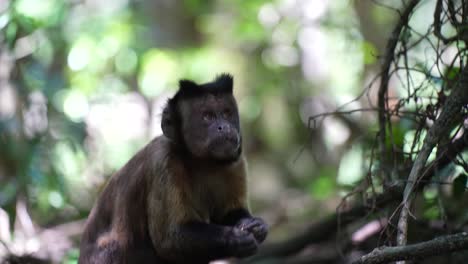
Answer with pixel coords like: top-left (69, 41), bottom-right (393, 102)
top-left (237, 218), bottom-right (268, 243)
top-left (239, 218), bottom-right (267, 231)
top-left (230, 233), bottom-right (258, 258)
top-left (237, 218), bottom-right (262, 231)
top-left (239, 222), bottom-right (257, 231)
top-left (251, 225), bottom-right (268, 243)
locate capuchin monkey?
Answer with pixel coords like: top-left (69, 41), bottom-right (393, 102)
top-left (78, 74), bottom-right (268, 264)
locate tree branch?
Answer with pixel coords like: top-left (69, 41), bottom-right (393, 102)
top-left (377, 0), bottom-right (421, 183)
top-left (353, 232), bottom-right (468, 264)
top-left (434, 0), bottom-right (459, 44)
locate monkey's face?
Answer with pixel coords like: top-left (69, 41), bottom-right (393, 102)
top-left (180, 93), bottom-right (242, 162)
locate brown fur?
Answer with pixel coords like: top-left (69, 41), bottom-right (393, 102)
top-left (79, 136), bottom-right (249, 264)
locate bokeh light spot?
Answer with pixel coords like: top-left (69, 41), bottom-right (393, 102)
top-left (68, 38), bottom-right (94, 71)
top-left (48, 191), bottom-right (64, 208)
top-left (115, 48), bottom-right (138, 74)
top-left (15, 0), bottom-right (58, 21)
top-left (138, 50), bottom-right (178, 97)
top-left (63, 90), bottom-right (89, 122)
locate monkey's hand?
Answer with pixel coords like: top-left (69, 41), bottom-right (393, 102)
top-left (227, 227), bottom-right (258, 258)
top-left (235, 217), bottom-right (268, 243)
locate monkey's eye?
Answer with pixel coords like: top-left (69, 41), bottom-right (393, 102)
top-left (202, 112), bottom-right (215, 122)
top-left (222, 109), bottom-right (232, 118)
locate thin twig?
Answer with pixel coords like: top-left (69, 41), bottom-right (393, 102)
top-left (396, 65), bottom-right (468, 257)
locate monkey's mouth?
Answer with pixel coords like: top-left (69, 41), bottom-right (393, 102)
top-left (209, 135), bottom-right (241, 160)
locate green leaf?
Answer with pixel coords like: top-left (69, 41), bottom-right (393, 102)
top-left (445, 66), bottom-right (460, 81)
top-left (361, 41), bottom-right (377, 65)
top-left (386, 125), bottom-right (405, 149)
top-left (423, 205), bottom-right (439, 220)
top-left (453, 174), bottom-right (467, 199)
top-left (5, 21), bottom-right (18, 48)
top-left (309, 175), bottom-right (335, 200)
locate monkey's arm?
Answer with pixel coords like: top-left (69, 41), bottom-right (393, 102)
top-left (158, 221), bottom-right (257, 263)
top-left (152, 204), bottom-right (259, 262)
top-left (217, 161), bottom-right (268, 244)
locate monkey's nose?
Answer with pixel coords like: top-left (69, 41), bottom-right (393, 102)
top-left (217, 124), bottom-right (230, 132)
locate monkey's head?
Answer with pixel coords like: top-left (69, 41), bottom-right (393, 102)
top-left (162, 74), bottom-right (242, 162)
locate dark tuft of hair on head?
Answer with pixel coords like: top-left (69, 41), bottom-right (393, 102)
top-left (179, 79), bottom-right (198, 92)
top-left (213, 73), bottom-right (233, 92)
top-left (174, 73), bottom-right (234, 99)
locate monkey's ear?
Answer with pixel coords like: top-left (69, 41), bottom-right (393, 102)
top-left (179, 79), bottom-right (198, 91)
top-left (161, 103), bottom-right (177, 141)
top-left (214, 73), bottom-right (233, 93)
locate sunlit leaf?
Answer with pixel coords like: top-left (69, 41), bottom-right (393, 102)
top-left (64, 248), bottom-right (80, 264)
top-left (5, 21), bottom-right (18, 48)
top-left (386, 125), bottom-right (405, 149)
top-left (423, 205), bottom-right (439, 220)
top-left (310, 175), bottom-right (335, 200)
top-left (361, 41), bottom-right (377, 64)
top-left (445, 66), bottom-right (460, 82)
top-left (184, 0), bottom-right (212, 14)
top-left (423, 188), bottom-right (438, 200)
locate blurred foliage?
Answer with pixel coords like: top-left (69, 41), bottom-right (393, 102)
top-left (1, 0), bottom-right (467, 262)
